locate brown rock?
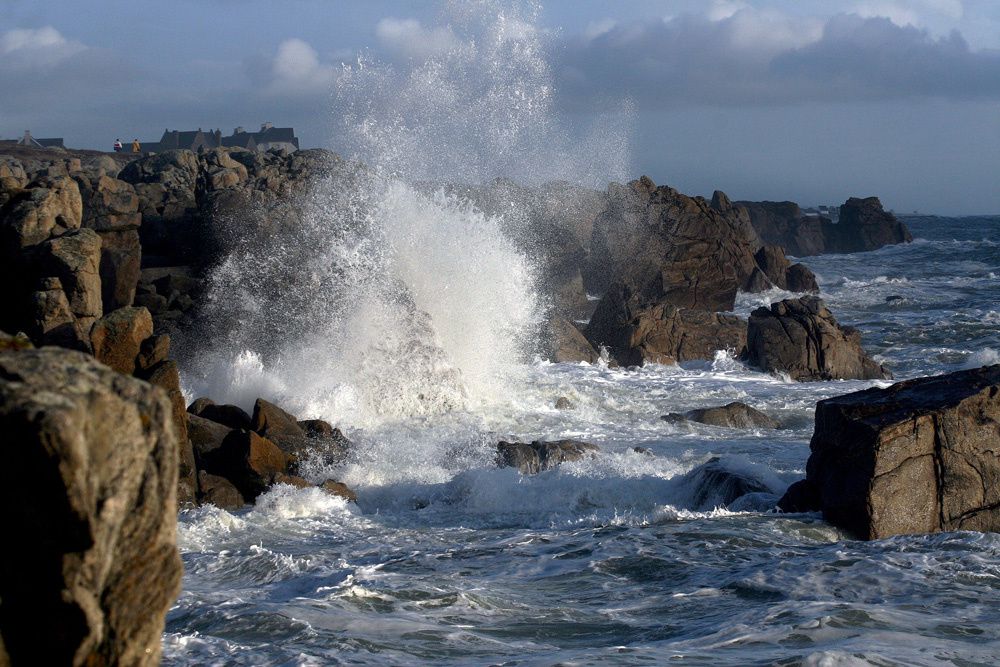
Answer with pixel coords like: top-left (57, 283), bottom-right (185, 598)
top-left (319, 480), bottom-right (358, 502)
top-left (36, 228), bottom-right (103, 329)
top-left (272, 472), bottom-right (313, 489)
top-left (789, 365), bottom-right (1000, 539)
top-left (0, 175), bottom-right (82, 248)
top-left (138, 360), bottom-right (196, 507)
top-left (545, 316), bottom-right (599, 364)
top-left (745, 296), bottom-right (890, 381)
top-left (96, 229), bottom-right (141, 311)
top-left (585, 283), bottom-right (747, 367)
top-left (251, 397), bottom-right (308, 453)
top-left (662, 401), bottom-right (778, 429)
top-left (496, 439), bottom-right (600, 475)
top-left (197, 471), bottom-right (245, 511)
top-left (0, 346), bottom-right (181, 666)
top-left (136, 333), bottom-right (170, 372)
top-left (187, 413), bottom-right (232, 464)
top-left (188, 398), bottom-right (252, 431)
top-left (91, 306), bottom-right (153, 375)
top-left (202, 430), bottom-right (291, 501)
top-left (785, 263), bottom-right (819, 293)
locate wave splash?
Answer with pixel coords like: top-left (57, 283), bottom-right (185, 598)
top-left (183, 1), bottom-right (628, 427)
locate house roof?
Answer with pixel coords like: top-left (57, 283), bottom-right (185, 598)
top-left (253, 126), bottom-right (298, 148)
top-left (221, 133), bottom-right (256, 149)
top-left (36, 138), bottom-right (65, 148)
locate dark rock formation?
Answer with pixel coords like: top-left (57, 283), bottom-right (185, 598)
top-left (674, 457), bottom-right (777, 511)
top-left (785, 263), bottom-right (819, 293)
top-left (200, 430), bottom-right (291, 501)
top-left (589, 178), bottom-right (763, 311)
top-left (545, 316), bottom-right (600, 364)
top-left (90, 306), bottom-right (153, 375)
top-left (829, 197), bottom-right (913, 254)
top-left (737, 201), bottom-right (828, 257)
top-left (745, 296), bottom-right (890, 381)
top-left (0, 345), bottom-right (181, 666)
top-left (188, 397), bottom-right (252, 431)
top-left (197, 471), bottom-right (246, 510)
top-left (584, 283), bottom-right (746, 367)
top-left (738, 197), bottom-right (912, 257)
top-left (663, 402), bottom-right (778, 429)
top-left (251, 397), bottom-right (310, 454)
top-left (781, 365), bottom-right (1000, 539)
top-left (496, 439), bottom-right (600, 474)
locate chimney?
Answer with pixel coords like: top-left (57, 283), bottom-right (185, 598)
top-left (261, 122), bottom-right (273, 131)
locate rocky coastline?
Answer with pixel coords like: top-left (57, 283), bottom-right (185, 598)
top-left (4, 142), bottom-right (996, 662)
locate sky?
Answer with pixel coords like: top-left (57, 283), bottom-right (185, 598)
top-left (2, 0), bottom-right (999, 214)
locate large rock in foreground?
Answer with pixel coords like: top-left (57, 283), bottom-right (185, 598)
top-left (0, 345), bottom-right (182, 666)
top-left (745, 296), bottom-right (890, 381)
top-left (782, 365), bottom-right (1000, 539)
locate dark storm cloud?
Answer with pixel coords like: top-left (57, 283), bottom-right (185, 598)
top-left (552, 12), bottom-right (1000, 109)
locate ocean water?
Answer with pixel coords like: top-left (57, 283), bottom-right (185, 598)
top-left (165, 216), bottom-right (1000, 666)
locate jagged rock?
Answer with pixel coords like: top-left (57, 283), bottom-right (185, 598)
top-left (319, 480), bottom-right (358, 502)
top-left (197, 471), bottom-right (245, 510)
top-left (752, 245), bottom-right (790, 290)
top-left (830, 197), bottom-right (912, 254)
top-left (29, 276), bottom-right (79, 348)
top-left (496, 439), bottom-right (600, 474)
top-left (137, 360), bottom-right (196, 507)
top-left (589, 178), bottom-right (762, 311)
top-left (76, 175), bottom-right (141, 233)
top-left (785, 263), bottom-right (819, 293)
top-left (545, 316), bottom-right (599, 363)
top-left (188, 398), bottom-right (252, 431)
top-left (136, 333), bottom-right (170, 372)
top-left (90, 306), bottom-right (153, 375)
top-left (737, 200), bottom-right (828, 257)
top-left (745, 296), bottom-right (890, 381)
top-left (0, 345), bottom-right (181, 666)
top-left (36, 228), bottom-right (103, 333)
top-left (663, 402), bottom-right (778, 429)
top-left (96, 229), bottom-right (141, 310)
top-left (201, 430), bottom-right (291, 501)
top-left (785, 365), bottom-right (1000, 539)
top-left (585, 282), bottom-right (747, 367)
top-left (251, 397), bottom-right (309, 454)
top-left (0, 175), bottom-right (82, 248)
top-left (272, 472), bottom-right (313, 489)
top-left (776, 479), bottom-right (820, 513)
top-left (187, 413), bottom-right (232, 464)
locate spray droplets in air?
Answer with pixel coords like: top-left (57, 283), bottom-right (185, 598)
top-left (184, 0), bottom-right (630, 427)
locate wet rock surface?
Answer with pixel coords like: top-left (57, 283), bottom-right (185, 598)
top-left (781, 365), bottom-right (1000, 539)
top-left (0, 345), bottom-right (181, 666)
top-left (496, 439), bottom-right (601, 474)
top-left (745, 296), bottom-right (890, 381)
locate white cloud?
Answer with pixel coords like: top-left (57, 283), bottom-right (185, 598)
top-left (584, 18), bottom-right (617, 40)
top-left (708, 0), bottom-right (749, 22)
top-left (266, 38), bottom-right (337, 95)
top-left (0, 26), bottom-right (86, 68)
top-left (853, 0), bottom-right (965, 27)
top-left (375, 18), bottom-right (460, 61)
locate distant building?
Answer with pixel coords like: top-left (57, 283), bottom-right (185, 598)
top-left (137, 123), bottom-right (298, 154)
top-left (8, 130), bottom-right (65, 148)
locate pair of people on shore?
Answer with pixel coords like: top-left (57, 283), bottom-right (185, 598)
top-left (113, 138), bottom-right (141, 153)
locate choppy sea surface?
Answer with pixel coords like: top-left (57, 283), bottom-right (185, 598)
top-left (165, 216), bottom-right (1000, 666)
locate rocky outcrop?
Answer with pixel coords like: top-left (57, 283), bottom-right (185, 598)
top-left (496, 439), bottom-right (600, 474)
top-left (829, 197), bottom-right (913, 254)
top-left (779, 365), bottom-right (1000, 539)
top-left (187, 395), bottom-right (354, 506)
top-left (589, 178), bottom-right (764, 311)
top-left (737, 201), bottom-right (828, 257)
top-left (545, 316), bottom-right (600, 364)
top-left (745, 296), bottom-right (890, 381)
top-left (584, 283), bottom-right (746, 367)
top-left (0, 344), bottom-right (181, 666)
top-left (738, 197), bottom-right (912, 257)
top-left (663, 402), bottom-right (778, 429)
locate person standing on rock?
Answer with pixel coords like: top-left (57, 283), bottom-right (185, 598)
top-left (113, 138), bottom-right (123, 152)
top-left (131, 139), bottom-right (141, 154)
